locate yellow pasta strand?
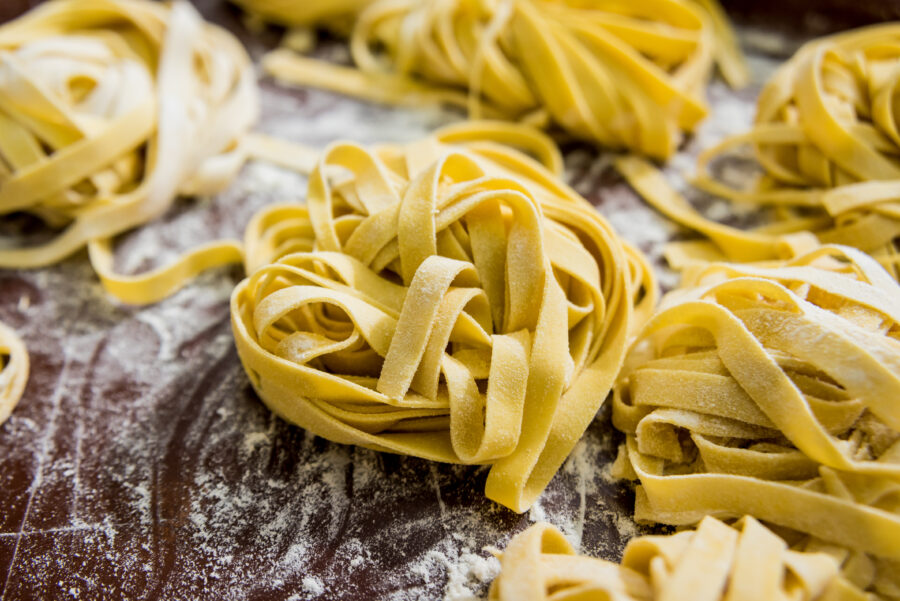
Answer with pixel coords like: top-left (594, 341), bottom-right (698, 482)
top-left (0, 321), bottom-right (28, 427)
top-left (232, 121), bottom-right (656, 512)
top-left (489, 518), bottom-right (875, 601)
top-left (0, 0), bottom-right (258, 304)
top-left (618, 24), bottom-right (900, 279)
top-left (255, 0), bottom-right (747, 159)
top-left (610, 245), bottom-right (900, 593)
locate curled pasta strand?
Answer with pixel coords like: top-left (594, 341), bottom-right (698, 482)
top-left (0, 321), bottom-right (28, 427)
top-left (617, 24), bottom-right (900, 279)
top-left (232, 121), bottom-right (656, 511)
top-left (610, 244), bottom-right (900, 587)
top-left (253, 0), bottom-right (746, 159)
top-left (488, 517), bottom-right (875, 601)
top-left (0, 0), bottom-right (259, 304)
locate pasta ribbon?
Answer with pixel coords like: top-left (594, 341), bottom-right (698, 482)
top-left (232, 121), bottom-right (656, 512)
top-left (255, 0), bottom-right (747, 159)
top-left (0, 321), bottom-right (28, 427)
top-left (610, 245), bottom-right (900, 592)
top-left (0, 0), bottom-right (258, 304)
top-left (489, 517), bottom-right (875, 601)
top-left (618, 24), bottom-right (900, 278)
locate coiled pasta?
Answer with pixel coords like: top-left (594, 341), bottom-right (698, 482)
top-left (618, 24), bottom-right (900, 279)
top-left (232, 122), bottom-right (656, 512)
top-left (610, 245), bottom-right (900, 593)
top-left (489, 517), bottom-right (875, 601)
top-left (0, 321), bottom-right (28, 427)
top-left (257, 0), bottom-right (747, 159)
top-left (0, 0), bottom-right (258, 304)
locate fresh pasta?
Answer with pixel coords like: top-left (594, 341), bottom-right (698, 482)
top-left (0, 0), bottom-right (258, 304)
top-left (610, 245), bottom-right (900, 594)
top-left (257, 0), bottom-right (747, 159)
top-left (0, 321), bottom-right (28, 427)
top-left (232, 121), bottom-right (656, 512)
top-left (489, 517), bottom-right (875, 601)
top-left (617, 24), bottom-right (900, 278)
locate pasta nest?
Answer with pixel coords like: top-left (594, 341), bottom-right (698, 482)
top-left (0, 320), bottom-right (28, 427)
top-left (622, 24), bottom-right (900, 279)
top-left (612, 245), bottom-right (900, 593)
top-left (232, 123), bottom-right (655, 512)
top-left (0, 0), bottom-right (257, 290)
top-left (490, 517), bottom-right (874, 601)
top-left (261, 0), bottom-right (747, 159)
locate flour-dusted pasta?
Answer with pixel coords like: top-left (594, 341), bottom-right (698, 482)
top-left (0, 321), bottom-right (28, 426)
top-left (254, 0), bottom-right (746, 159)
top-left (617, 24), bottom-right (900, 279)
top-left (610, 245), bottom-right (900, 593)
top-left (232, 122), bottom-right (656, 512)
top-left (489, 518), bottom-right (874, 601)
top-left (0, 0), bottom-right (258, 304)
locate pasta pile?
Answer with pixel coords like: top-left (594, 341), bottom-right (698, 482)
top-left (232, 122), bottom-right (656, 512)
top-left (610, 245), bottom-right (900, 594)
top-left (0, 320), bottom-right (28, 427)
top-left (618, 24), bottom-right (900, 278)
top-left (0, 0), bottom-right (258, 304)
top-left (490, 517), bottom-right (874, 601)
top-left (257, 0), bottom-right (747, 159)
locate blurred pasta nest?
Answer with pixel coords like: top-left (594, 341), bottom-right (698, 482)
top-left (490, 517), bottom-right (874, 601)
top-left (256, 0), bottom-right (746, 159)
top-left (232, 123), bottom-right (655, 512)
top-left (0, 0), bottom-right (257, 277)
top-left (0, 321), bottom-right (28, 426)
top-left (612, 245), bottom-right (900, 591)
top-left (687, 24), bottom-right (900, 277)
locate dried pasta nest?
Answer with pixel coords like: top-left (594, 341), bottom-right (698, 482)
top-left (612, 245), bottom-right (900, 595)
top-left (0, 0), bottom-right (257, 303)
top-left (490, 517), bottom-right (876, 601)
top-left (232, 122), bottom-right (655, 512)
top-left (0, 321), bottom-right (28, 427)
top-left (259, 0), bottom-right (746, 159)
top-left (618, 24), bottom-right (900, 279)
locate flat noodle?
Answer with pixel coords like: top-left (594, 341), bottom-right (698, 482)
top-left (609, 244), bottom-right (900, 595)
top-left (232, 121), bottom-right (656, 512)
top-left (0, 321), bottom-right (28, 427)
top-left (253, 0), bottom-right (747, 159)
top-left (617, 24), bottom-right (900, 279)
top-left (0, 0), bottom-right (258, 304)
top-left (488, 517), bottom-right (874, 601)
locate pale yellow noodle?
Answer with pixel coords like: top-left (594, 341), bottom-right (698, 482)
top-left (0, 321), bottom-right (28, 427)
top-left (617, 24), bottom-right (900, 279)
top-left (254, 0), bottom-right (747, 159)
top-left (0, 0), bottom-right (258, 305)
top-left (232, 121), bottom-right (656, 512)
top-left (489, 518), bottom-right (874, 601)
top-left (608, 244), bottom-right (900, 596)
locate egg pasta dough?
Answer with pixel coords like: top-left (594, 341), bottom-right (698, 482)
top-left (232, 121), bottom-right (656, 512)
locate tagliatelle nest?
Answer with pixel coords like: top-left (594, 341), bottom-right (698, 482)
top-left (0, 0), bottom-right (258, 304)
top-left (611, 244), bottom-right (900, 595)
top-left (489, 517), bottom-right (874, 601)
top-left (618, 24), bottom-right (900, 279)
top-left (232, 123), bottom-right (656, 512)
top-left (0, 321), bottom-right (28, 427)
top-left (259, 0), bottom-right (747, 159)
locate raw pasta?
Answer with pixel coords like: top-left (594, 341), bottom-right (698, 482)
top-left (256, 0), bottom-right (747, 159)
top-left (617, 24), bottom-right (900, 278)
top-left (611, 245), bottom-right (900, 593)
top-left (232, 121), bottom-right (656, 512)
top-left (0, 320), bottom-right (28, 427)
top-left (0, 0), bottom-right (258, 304)
top-left (489, 517), bottom-right (874, 601)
